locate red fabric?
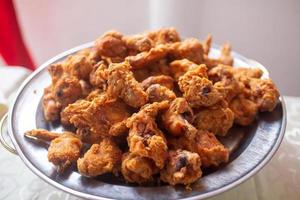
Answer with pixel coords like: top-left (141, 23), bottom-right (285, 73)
top-left (0, 0), bottom-right (35, 70)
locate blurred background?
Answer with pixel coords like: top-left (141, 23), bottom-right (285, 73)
top-left (0, 0), bottom-right (299, 96)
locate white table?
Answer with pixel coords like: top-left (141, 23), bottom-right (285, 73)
top-left (0, 67), bottom-right (299, 200)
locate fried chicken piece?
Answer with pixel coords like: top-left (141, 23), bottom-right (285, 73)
top-left (109, 120), bottom-right (128, 137)
top-left (47, 61), bottom-right (91, 107)
top-left (85, 89), bottom-right (102, 101)
top-left (121, 153), bottom-right (159, 184)
top-left (249, 79), bottom-right (279, 112)
top-left (146, 84), bottom-right (176, 103)
top-left (141, 75), bottom-right (174, 90)
top-left (178, 65), bottom-right (223, 107)
top-left (162, 98), bottom-right (196, 138)
top-left (194, 130), bottom-right (229, 167)
top-left (160, 150), bottom-right (202, 185)
top-left (61, 96), bottom-right (131, 143)
top-left (170, 59), bottom-right (199, 80)
top-left (123, 34), bottom-right (153, 55)
top-left (77, 138), bottom-right (122, 177)
top-left (95, 31), bottom-right (127, 61)
top-left (62, 49), bottom-right (96, 80)
top-left (126, 101), bottom-right (169, 168)
top-left (43, 86), bottom-right (62, 121)
top-left (208, 65), bottom-right (245, 101)
top-left (168, 130), bottom-right (229, 167)
top-left (234, 67), bottom-right (263, 80)
top-left (194, 102), bottom-right (235, 136)
top-left (52, 75), bottom-right (83, 108)
top-left (146, 27), bottom-right (181, 45)
top-left (107, 61), bottom-right (148, 108)
top-left (204, 43), bottom-right (234, 69)
top-left (126, 44), bottom-right (169, 69)
top-left (89, 61), bottom-right (108, 89)
top-left (229, 95), bottom-right (258, 126)
top-left (25, 129), bottom-right (82, 172)
top-left (202, 34), bottom-right (212, 56)
top-left (25, 129), bottom-right (61, 141)
top-left (169, 38), bottom-right (204, 64)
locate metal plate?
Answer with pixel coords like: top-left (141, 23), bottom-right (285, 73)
top-left (7, 42), bottom-right (286, 200)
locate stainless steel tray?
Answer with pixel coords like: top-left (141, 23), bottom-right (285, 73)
top-left (0, 42), bottom-right (286, 200)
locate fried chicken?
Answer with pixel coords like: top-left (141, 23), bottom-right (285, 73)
top-left (204, 43), bottom-right (233, 69)
top-left (26, 28), bottom-right (281, 186)
top-left (25, 129), bottom-right (82, 172)
top-left (162, 98), bottom-right (196, 138)
top-left (146, 84), bottom-right (176, 103)
top-left (229, 95), bottom-right (258, 126)
top-left (95, 31), bottom-right (127, 62)
top-left (160, 150), bottom-right (202, 185)
top-left (77, 138), bottom-right (122, 177)
top-left (208, 65), bottom-right (245, 101)
top-left (107, 61), bottom-right (148, 108)
top-left (169, 38), bottom-right (204, 64)
top-left (249, 78), bottom-right (279, 112)
top-left (61, 96), bottom-right (131, 143)
top-left (170, 59), bottom-right (199, 81)
top-left (146, 27), bottom-right (181, 45)
top-left (194, 101), bottom-right (234, 136)
top-left (141, 75), bottom-right (174, 90)
top-left (43, 86), bottom-right (62, 121)
top-left (168, 130), bottom-right (229, 168)
top-left (178, 65), bottom-right (223, 107)
top-left (126, 101), bottom-right (169, 168)
top-left (89, 61), bottom-right (108, 90)
top-left (121, 153), bottom-right (159, 184)
top-left (123, 34), bottom-right (153, 55)
top-left (126, 44), bottom-right (169, 69)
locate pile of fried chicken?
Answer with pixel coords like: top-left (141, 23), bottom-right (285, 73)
top-left (25, 28), bottom-right (279, 186)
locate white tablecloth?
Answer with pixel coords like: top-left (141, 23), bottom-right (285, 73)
top-left (0, 67), bottom-right (299, 200)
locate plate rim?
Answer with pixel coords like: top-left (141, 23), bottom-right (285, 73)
top-left (7, 42), bottom-right (287, 200)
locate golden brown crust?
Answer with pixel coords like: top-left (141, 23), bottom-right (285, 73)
top-left (160, 150), bottom-right (202, 185)
top-left (162, 98), bottom-right (196, 138)
top-left (77, 138), bottom-right (122, 177)
top-left (121, 153), bottom-right (159, 184)
top-left (126, 102), bottom-right (169, 168)
top-left (146, 84), bottom-right (176, 103)
top-left (178, 65), bottom-right (224, 108)
top-left (194, 103), bottom-right (234, 136)
top-left (107, 62), bottom-right (148, 108)
top-left (141, 75), bottom-right (174, 90)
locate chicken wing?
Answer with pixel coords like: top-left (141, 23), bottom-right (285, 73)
top-left (25, 129), bottom-right (82, 172)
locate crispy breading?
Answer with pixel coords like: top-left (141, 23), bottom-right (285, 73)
top-left (141, 75), bottom-right (174, 90)
top-left (25, 129), bottom-right (82, 172)
top-left (160, 150), bottom-right (202, 185)
top-left (126, 101), bottom-right (169, 168)
top-left (178, 65), bottom-right (223, 107)
top-left (162, 98), bottom-right (196, 137)
top-left (194, 101), bottom-right (234, 136)
top-left (121, 153), bottom-right (159, 184)
top-left (146, 84), bottom-right (176, 103)
top-left (77, 138), bottom-right (122, 177)
top-left (107, 61), bottom-right (148, 108)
